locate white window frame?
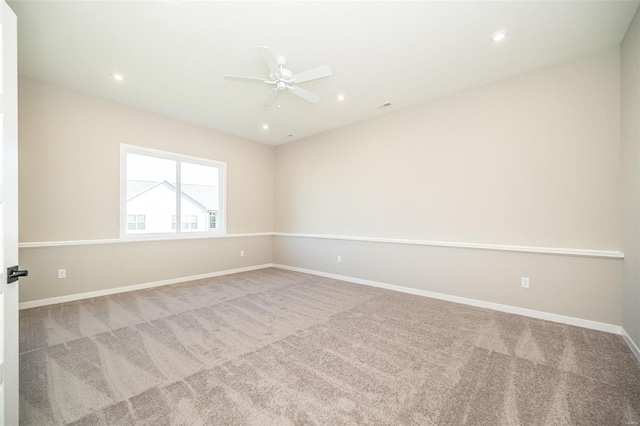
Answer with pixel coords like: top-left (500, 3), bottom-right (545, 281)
top-left (120, 144), bottom-right (227, 240)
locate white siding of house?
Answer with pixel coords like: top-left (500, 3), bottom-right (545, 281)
top-left (126, 183), bottom-right (210, 234)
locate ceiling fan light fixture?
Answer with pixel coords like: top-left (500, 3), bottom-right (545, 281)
top-left (224, 46), bottom-right (333, 106)
top-left (491, 30), bottom-right (509, 42)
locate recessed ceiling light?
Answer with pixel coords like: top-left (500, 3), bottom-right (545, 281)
top-left (111, 73), bottom-right (124, 81)
top-left (262, 124), bottom-right (269, 130)
top-left (337, 94), bottom-right (345, 101)
top-left (491, 30), bottom-right (508, 42)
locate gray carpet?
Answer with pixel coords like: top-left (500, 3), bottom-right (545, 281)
top-left (19, 268), bottom-right (640, 425)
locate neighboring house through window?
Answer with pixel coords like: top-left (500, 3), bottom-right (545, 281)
top-left (126, 215), bottom-right (145, 231)
top-left (208, 210), bottom-right (218, 229)
top-left (171, 215), bottom-right (198, 230)
top-left (186, 215), bottom-right (198, 229)
top-left (122, 145), bottom-right (226, 237)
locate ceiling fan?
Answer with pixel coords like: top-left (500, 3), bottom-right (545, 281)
top-left (224, 46), bottom-right (333, 106)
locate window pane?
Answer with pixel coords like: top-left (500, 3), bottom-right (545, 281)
top-left (209, 211), bottom-right (217, 229)
top-left (181, 162), bottom-right (219, 233)
top-left (126, 153), bottom-right (177, 234)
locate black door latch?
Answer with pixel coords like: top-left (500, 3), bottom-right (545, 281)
top-left (7, 266), bottom-right (28, 284)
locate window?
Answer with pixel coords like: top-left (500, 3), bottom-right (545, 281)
top-left (208, 210), bottom-right (218, 229)
top-left (122, 145), bottom-right (225, 237)
top-left (172, 215), bottom-right (198, 230)
top-left (186, 215), bottom-right (198, 230)
top-left (127, 215), bottom-right (145, 231)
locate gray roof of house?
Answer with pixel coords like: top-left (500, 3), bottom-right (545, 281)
top-left (127, 180), bottom-right (218, 210)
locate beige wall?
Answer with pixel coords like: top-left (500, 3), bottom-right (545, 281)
top-left (274, 237), bottom-right (622, 325)
top-left (274, 48), bottom-right (623, 325)
top-left (18, 77), bottom-right (274, 302)
top-left (20, 236), bottom-right (272, 302)
top-left (621, 8), bottom-right (640, 346)
top-left (20, 77), bottom-right (274, 241)
top-left (276, 48), bottom-right (621, 249)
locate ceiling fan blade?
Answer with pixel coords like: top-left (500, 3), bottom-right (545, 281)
top-left (263, 88), bottom-right (280, 106)
top-left (291, 66), bottom-right (333, 84)
top-left (224, 75), bottom-right (270, 83)
top-left (287, 85), bottom-right (321, 104)
top-left (257, 46), bottom-right (281, 77)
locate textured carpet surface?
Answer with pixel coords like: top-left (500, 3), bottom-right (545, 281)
top-left (19, 268), bottom-right (640, 425)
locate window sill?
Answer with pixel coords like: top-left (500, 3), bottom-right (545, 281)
top-left (119, 231), bottom-right (228, 242)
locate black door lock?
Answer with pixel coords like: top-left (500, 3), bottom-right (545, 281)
top-left (7, 266), bottom-right (28, 284)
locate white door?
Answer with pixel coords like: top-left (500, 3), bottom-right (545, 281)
top-left (0, 2), bottom-right (18, 425)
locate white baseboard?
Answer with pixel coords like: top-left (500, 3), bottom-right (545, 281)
top-left (19, 263), bottom-right (275, 310)
top-left (621, 328), bottom-right (640, 362)
top-left (273, 264), bottom-right (622, 335)
top-left (20, 262), bottom-right (628, 342)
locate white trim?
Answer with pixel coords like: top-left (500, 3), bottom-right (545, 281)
top-left (18, 232), bottom-right (624, 259)
top-left (120, 144), bottom-right (127, 237)
top-left (272, 264), bottom-right (622, 335)
top-left (273, 232), bottom-right (624, 259)
top-left (19, 263), bottom-right (275, 309)
top-left (621, 327), bottom-right (640, 362)
top-left (18, 232), bottom-right (272, 248)
top-left (220, 160), bottom-right (227, 235)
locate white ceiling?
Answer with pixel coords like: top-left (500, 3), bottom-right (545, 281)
top-left (10, 1), bottom-right (639, 145)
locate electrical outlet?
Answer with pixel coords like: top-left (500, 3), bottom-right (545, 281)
top-left (58, 269), bottom-right (66, 279)
top-left (337, 255), bottom-right (342, 263)
top-left (521, 277), bottom-right (530, 288)
top-left (240, 250), bottom-right (245, 257)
